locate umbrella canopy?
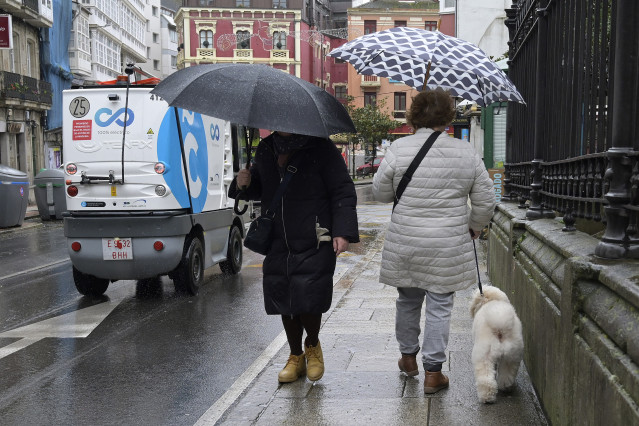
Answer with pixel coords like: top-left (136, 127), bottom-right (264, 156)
top-left (150, 63), bottom-right (356, 139)
top-left (328, 27), bottom-right (525, 107)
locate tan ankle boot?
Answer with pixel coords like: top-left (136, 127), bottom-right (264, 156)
top-left (304, 341), bottom-right (324, 381)
top-left (398, 354), bottom-right (419, 376)
top-left (278, 353), bottom-right (306, 383)
top-left (424, 370), bottom-right (449, 394)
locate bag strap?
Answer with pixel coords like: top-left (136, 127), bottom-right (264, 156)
top-left (393, 131), bottom-right (442, 210)
top-left (264, 159), bottom-right (300, 217)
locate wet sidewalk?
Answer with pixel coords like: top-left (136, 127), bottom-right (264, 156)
top-left (199, 202), bottom-right (548, 425)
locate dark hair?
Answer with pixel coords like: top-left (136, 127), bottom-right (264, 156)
top-left (406, 89), bottom-right (456, 129)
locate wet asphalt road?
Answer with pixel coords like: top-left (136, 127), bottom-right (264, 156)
top-left (0, 185), bottom-right (376, 425)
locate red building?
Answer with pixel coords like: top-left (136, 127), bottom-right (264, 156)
top-left (175, 2), bottom-right (348, 100)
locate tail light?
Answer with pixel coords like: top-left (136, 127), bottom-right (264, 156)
top-left (153, 241), bottom-right (164, 251)
top-left (71, 242), bottom-right (81, 252)
top-left (66, 163), bottom-right (77, 175)
top-left (154, 162), bottom-right (166, 174)
top-left (67, 185), bottom-right (79, 197)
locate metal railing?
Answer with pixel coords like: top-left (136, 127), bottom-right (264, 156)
top-left (504, 0), bottom-right (639, 258)
top-left (0, 71), bottom-right (53, 106)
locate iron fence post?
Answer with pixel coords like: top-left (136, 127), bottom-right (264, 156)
top-left (502, 5), bottom-right (518, 202)
top-left (595, 0), bottom-right (639, 258)
top-left (526, 1), bottom-right (550, 220)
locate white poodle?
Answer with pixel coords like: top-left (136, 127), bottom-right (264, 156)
top-left (469, 286), bottom-right (524, 404)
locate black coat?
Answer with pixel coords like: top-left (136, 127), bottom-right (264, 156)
top-left (229, 135), bottom-right (359, 315)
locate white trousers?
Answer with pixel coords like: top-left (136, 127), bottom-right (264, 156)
top-left (395, 287), bottom-right (454, 370)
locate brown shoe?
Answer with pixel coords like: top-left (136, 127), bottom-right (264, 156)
top-left (398, 354), bottom-right (419, 376)
top-left (424, 370), bottom-right (449, 394)
top-left (278, 353), bottom-right (306, 383)
top-left (305, 341), bottom-right (324, 382)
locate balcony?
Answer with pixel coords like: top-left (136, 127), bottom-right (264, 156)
top-left (0, 71), bottom-right (53, 109)
top-left (361, 75), bottom-right (381, 87)
top-left (393, 110), bottom-right (406, 120)
top-left (233, 49), bottom-right (253, 59)
top-left (197, 48), bottom-right (216, 61)
top-left (0, 0), bottom-right (54, 28)
top-left (270, 50), bottom-right (290, 61)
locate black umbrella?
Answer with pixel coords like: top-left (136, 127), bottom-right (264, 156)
top-left (150, 63), bottom-right (356, 139)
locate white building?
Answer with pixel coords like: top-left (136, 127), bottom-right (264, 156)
top-left (456, 0), bottom-right (509, 60)
top-left (138, 0), bottom-right (179, 79)
top-left (69, 0), bottom-right (147, 82)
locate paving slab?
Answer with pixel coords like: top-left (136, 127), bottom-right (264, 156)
top-left (210, 203), bottom-right (548, 426)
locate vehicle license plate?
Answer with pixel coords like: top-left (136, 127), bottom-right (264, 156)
top-left (102, 238), bottom-right (133, 260)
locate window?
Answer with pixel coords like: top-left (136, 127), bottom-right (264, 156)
top-left (200, 30), bottom-right (213, 48)
top-left (170, 28), bottom-right (178, 43)
top-left (27, 41), bottom-right (36, 77)
top-left (394, 21), bottom-right (406, 27)
top-left (147, 47), bottom-right (151, 58)
top-left (424, 21), bottom-right (437, 31)
top-left (364, 20), bottom-right (376, 35)
top-left (153, 60), bottom-right (159, 70)
top-left (152, 6), bottom-right (158, 16)
top-left (334, 86), bottom-right (347, 100)
top-left (236, 30), bottom-right (250, 49)
top-left (11, 33), bottom-right (19, 73)
top-left (273, 31), bottom-right (286, 50)
top-left (444, 0), bottom-right (455, 8)
top-left (236, 0), bottom-right (250, 6)
top-left (394, 92), bottom-right (406, 111)
top-left (153, 33), bottom-right (159, 43)
top-left (364, 92), bottom-right (377, 107)
top-left (273, 0), bottom-right (286, 7)
top-left (334, 57), bottom-right (345, 64)
top-left (394, 92), bottom-right (406, 118)
top-left (171, 55), bottom-right (177, 67)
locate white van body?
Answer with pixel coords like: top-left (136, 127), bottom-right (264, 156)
top-left (63, 83), bottom-right (251, 296)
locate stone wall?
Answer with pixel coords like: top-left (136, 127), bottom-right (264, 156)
top-left (489, 202), bottom-right (639, 425)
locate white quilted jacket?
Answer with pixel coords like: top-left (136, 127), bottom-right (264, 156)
top-left (372, 128), bottom-right (496, 293)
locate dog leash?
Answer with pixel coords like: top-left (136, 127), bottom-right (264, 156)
top-left (472, 239), bottom-right (483, 296)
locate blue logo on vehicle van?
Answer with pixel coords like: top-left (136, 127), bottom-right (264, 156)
top-left (95, 108), bottom-right (135, 127)
top-left (157, 109), bottom-right (209, 213)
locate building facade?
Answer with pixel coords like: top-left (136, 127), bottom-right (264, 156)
top-left (0, 0), bottom-right (53, 202)
top-left (346, 1), bottom-right (447, 136)
top-left (175, 0), bottom-right (349, 101)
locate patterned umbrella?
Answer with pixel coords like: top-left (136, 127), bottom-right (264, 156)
top-left (328, 27), bottom-right (525, 107)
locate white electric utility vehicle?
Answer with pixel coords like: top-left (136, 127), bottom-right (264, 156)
top-left (63, 71), bottom-right (255, 296)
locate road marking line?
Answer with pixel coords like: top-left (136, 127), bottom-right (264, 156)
top-left (0, 286), bottom-right (128, 359)
top-left (194, 331), bottom-right (287, 426)
top-left (0, 338), bottom-right (41, 359)
top-left (0, 259), bottom-right (69, 281)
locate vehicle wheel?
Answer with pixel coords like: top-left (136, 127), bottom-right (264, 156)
top-left (173, 236), bottom-right (204, 295)
top-left (73, 266), bottom-right (109, 297)
top-left (219, 226), bottom-right (243, 275)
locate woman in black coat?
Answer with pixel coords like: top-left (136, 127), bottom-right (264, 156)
top-left (229, 131), bottom-right (359, 383)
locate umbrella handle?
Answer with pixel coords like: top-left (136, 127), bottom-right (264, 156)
top-left (234, 189), bottom-right (249, 215)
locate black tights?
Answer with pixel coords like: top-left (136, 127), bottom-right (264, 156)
top-left (281, 314), bottom-right (322, 356)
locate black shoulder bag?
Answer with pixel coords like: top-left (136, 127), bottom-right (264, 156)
top-left (243, 163), bottom-right (299, 255)
top-left (393, 131), bottom-right (442, 210)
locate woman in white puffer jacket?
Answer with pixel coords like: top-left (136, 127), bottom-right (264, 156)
top-left (372, 89), bottom-right (496, 395)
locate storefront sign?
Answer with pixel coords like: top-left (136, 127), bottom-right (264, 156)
top-left (488, 168), bottom-right (505, 203)
top-left (0, 15), bottom-right (12, 49)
